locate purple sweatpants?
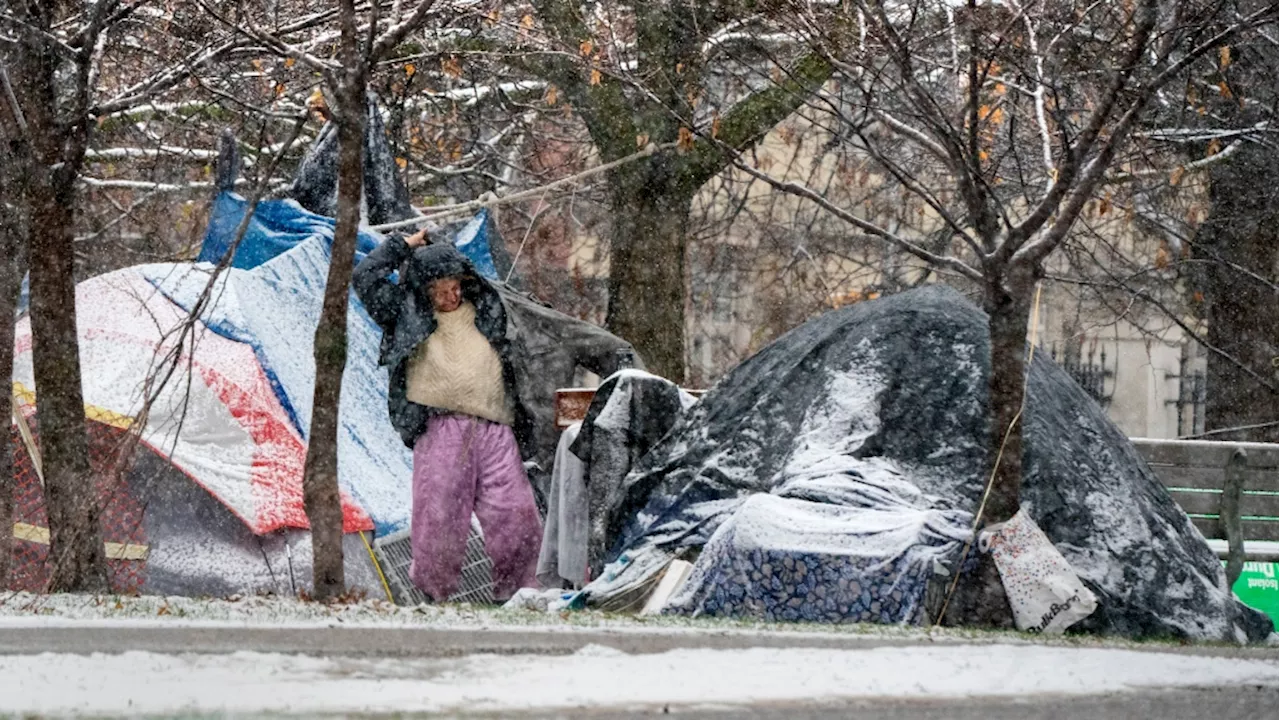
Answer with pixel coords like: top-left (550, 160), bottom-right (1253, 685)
top-left (409, 414), bottom-right (542, 602)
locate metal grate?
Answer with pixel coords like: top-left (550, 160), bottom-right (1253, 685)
top-left (1169, 354), bottom-right (1207, 437)
top-left (1050, 340), bottom-right (1113, 407)
top-left (372, 515), bottom-right (495, 605)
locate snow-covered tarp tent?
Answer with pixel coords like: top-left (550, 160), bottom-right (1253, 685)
top-left (7, 195), bottom-right (545, 598)
top-left (5, 99), bottom-right (626, 598)
top-left (7, 197), bottom-right (395, 596)
top-left (578, 286), bottom-right (1273, 643)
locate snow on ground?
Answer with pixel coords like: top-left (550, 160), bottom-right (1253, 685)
top-left (0, 589), bottom-right (979, 639)
top-left (0, 590), bottom-right (1272, 651)
top-left (0, 590), bottom-right (930, 637)
top-left (1, 643), bottom-right (1275, 717)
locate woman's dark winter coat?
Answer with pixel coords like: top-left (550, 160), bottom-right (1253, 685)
top-left (353, 235), bottom-right (638, 499)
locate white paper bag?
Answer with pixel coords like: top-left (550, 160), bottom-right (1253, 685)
top-left (980, 508), bottom-right (1098, 634)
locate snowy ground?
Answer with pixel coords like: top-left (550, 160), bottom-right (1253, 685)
top-left (2, 589), bottom-right (1276, 649)
top-left (0, 589), bottom-right (1069, 639)
top-left (0, 643), bottom-right (1275, 717)
top-left (1, 592), bottom-right (1275, 717)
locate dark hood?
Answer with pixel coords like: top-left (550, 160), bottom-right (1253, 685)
top-left (404, 243), bottom-right (474, 290)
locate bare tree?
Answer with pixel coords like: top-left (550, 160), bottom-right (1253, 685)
top-left (729, 0), bottom-right (1277, 623)
top-left (516, 1), bottom-right (834, 381)
top-left (202, 0), bottom-right (445, 600)
top-left (1185, 2), bottom-right (1278, 441)
top-left (0, 0), bottom-right (123, 592)
top-left (0, 0), bottom-right (313, 592)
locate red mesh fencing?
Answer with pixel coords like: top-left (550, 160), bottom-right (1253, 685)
top-left (6, 410), bottom-right (149, 594)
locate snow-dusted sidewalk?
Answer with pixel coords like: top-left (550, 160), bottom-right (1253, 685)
top-left (0, 591), bottom-right (1275, 717)
top-left (1, 643), bottom-right (1276, 717)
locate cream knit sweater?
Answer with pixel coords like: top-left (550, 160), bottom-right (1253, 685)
top-left (404, 301), bottom-right (514, 425)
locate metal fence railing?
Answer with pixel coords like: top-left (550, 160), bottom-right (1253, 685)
top-left (1050, 341), bottom-right (1114, 407)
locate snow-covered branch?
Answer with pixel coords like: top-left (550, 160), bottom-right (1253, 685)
top-left (79, 176), bottom-right (250, 193)
top-left (1104, 139), bottom-right (1246, 183)
top-left (84, 145), bottom-right (223, 162)
top-left (371, 0), bottom-right (441, 61)
top-left (1137, 121), bottom-right (1272, 144)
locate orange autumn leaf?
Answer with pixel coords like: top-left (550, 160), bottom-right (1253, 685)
top-left (1155, 244), bottom-right (1171, 269)
top-left (1170, 165), bottom-right (1186, 186)
top-left (395, 157), bottom-right (407, 170)
top-left (580, 39), bottom-right (594, 57)
top-left (1219, 46), bottom-right (1231, 68)
top-left (545, 84), bottom-right (558, 106)
top-left (589, 68), bottom-right (602, 86)
top-left (677, 126), bottom-right (695, 152)
top-left (405, 63), bottom-right (416, 77)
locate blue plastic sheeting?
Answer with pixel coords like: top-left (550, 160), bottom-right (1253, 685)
top-left (141, 237), bottom-right (414, 537)
top-left (149, 193), bottom-right (502, 535)
top-left (453, 209), bottom-right (498, 279)
top-left (198, 192), bottom-right (384, 270)
top-left (199, 190), bottom-right (500, 280)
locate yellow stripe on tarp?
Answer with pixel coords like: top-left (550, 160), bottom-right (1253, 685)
top-left (85, 405), bottom-right (134, 430)
top-left (12, 381), bottom-right (135, 429)
top-left (13, 522), bottom-right (149, 561)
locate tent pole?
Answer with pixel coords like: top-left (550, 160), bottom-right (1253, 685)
top-left (12, 390), bottom-right (42, 486)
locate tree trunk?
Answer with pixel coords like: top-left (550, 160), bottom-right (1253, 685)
top-left (943, 268), bottom-right (1035, 628)
top-left (302, 95), bottom-right (366, 601)
top-left (982, 271), bottom-right (1035, 526)
top-left (1198, 143), bottom-right (1279, 442)
top-left (0, 60), bottom-right (26, 589)
top-left (3, 2), bottom-right (106, 593)
top-left (27, 177), bottom-right (107, 592)
top-left (0, 212), bottom-right (22, 588)
top-left (605, 162), bottom-right (691, 384)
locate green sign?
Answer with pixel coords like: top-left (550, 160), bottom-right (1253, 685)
top-left (1229, 561), bottom-right (1280, 632)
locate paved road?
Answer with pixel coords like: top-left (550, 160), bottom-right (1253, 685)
top-left (494, 688), bottom-right (1279, 720)
top-left (1, 625), bottom-right (1274, 718)
top-left (1, 623), bottom-right (1276, 660)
